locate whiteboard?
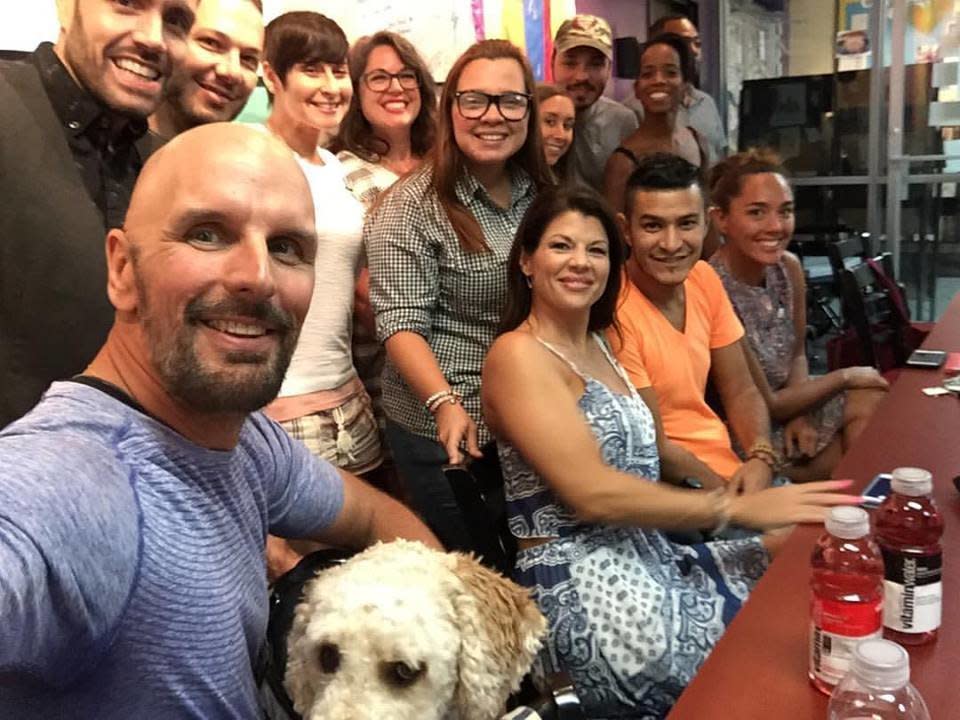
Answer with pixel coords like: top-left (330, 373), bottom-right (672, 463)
top-left (265, 0), bottom-right (478, 79)
top-left (1, 2), bottom-right (479, 78)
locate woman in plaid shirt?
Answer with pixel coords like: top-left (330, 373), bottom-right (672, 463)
top-left (365, 40), bottom-right (553, 553)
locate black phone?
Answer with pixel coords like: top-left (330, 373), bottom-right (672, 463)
top-left (906, 349), bottom-right (947, 368)
top-left (860, 473), bottom-right (892, 509)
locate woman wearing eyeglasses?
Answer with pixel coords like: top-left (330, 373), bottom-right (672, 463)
top-left (334, 32), bottom-right (438, 204)
top-left (364, 40), bottom-right (553, 554)
top-left (329, 33), bottom-right (438, 496)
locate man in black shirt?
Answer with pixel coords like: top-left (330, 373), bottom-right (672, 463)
top-left (0, 0), bottom-right (197, 428)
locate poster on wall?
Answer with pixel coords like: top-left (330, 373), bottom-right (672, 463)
top-left (837, 0), bottom-right (960, 67)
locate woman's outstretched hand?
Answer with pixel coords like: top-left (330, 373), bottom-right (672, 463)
top-left (730, 479), bottom-right (860, 530)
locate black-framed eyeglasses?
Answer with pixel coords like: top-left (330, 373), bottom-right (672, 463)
top-left (363, 69), bottom-right (419, 92)
top-left (454, 91), bottom-right (531, 121)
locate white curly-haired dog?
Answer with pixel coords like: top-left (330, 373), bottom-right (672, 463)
top-left (284, 540), bottom-right (546, 720)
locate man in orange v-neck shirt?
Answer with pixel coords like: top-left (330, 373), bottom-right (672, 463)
top-left (609, 153), bottom-right (778, 496)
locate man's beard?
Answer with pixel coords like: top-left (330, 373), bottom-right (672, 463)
top-left (167, 77), bottom-right (243, 130)
top-left (141, 288), bottom-right (299, 414)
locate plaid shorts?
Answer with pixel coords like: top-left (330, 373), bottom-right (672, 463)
top-left (280, 390), bottom-right (382, 475)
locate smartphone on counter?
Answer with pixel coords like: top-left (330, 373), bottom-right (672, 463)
top-left (860, 473), bottom-right (892, 509)
top-left (906, 349), bottom-right (947, 368)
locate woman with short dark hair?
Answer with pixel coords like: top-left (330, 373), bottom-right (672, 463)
top-left (258, 12), bottom-right (382, 577)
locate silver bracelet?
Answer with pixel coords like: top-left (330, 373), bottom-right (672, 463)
top-left (710, 488), bottom-right (732, 536)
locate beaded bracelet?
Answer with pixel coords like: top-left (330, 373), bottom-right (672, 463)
top-left (746, 439), bottom-right (783, 473)
top-left (425, 389), bottom-right (462, 414)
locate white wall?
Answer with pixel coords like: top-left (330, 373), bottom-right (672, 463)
top-left (0, 5), bottom-right (59, 51)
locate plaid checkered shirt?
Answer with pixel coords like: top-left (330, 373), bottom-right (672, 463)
top-left (364, 163), bottom-right (536, 445)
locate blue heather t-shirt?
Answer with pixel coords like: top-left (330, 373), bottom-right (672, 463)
top-left (0, 382), bottom-right (344, 718)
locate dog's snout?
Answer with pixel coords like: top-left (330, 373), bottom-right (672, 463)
top-left (317, 642), bottom-right (341, 674)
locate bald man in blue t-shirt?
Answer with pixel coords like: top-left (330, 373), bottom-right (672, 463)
top-left (0, 124), bottom-right (439, 719)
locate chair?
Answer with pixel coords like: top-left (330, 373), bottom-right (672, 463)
top-left (789, 232), bottom-right (845, 339)
top-left (830, 250), bottom-right (932, 373)
top-left (826, 231), bottom-right (873, 279)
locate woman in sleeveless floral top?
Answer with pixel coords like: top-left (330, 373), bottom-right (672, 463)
top-left (708, 150), bottom-right (888, 483)
top-left (481, 187), bottom-right (858, 718)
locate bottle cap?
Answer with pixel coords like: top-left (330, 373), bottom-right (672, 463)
top-left (825, 506), bottom-right (870, 539)
top-left (891, 467), bottom-right (933, 497)
top-left (851, 639), bottom-right (910, 691)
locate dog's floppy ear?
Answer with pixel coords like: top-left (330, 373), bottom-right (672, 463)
top-left (448, 553), bottom-right (546, 720)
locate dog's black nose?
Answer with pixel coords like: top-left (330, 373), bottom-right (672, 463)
top-left (318, 643), bottom-right (341, 674)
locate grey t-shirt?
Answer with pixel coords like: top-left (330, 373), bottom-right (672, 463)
top-left (569, 95), bottom-right (639, 190)
top-left (0, 381), bottom-right (344, 718)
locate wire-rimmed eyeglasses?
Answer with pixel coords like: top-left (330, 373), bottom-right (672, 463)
top-left (454, 91), bottom-right (531, 121)
top-left (363, 69), bottom-right (419, 92)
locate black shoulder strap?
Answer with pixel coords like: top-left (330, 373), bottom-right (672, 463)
top-left (612, 146), bottom-right (642, 168)
top-left (688, 126), bottom-right (709, 168)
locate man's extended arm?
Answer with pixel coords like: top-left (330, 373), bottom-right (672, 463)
top-left (310, 470), bottom-right (442, 552)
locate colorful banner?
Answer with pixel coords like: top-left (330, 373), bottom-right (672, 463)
top-left (486, 0), bottom-right (577, 80)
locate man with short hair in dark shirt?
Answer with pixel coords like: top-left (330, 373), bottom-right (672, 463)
top-left (0, 0), bottom-right (198, 428)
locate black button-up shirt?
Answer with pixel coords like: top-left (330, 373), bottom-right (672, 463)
top-left (32, 42), bottom-right (149, 229)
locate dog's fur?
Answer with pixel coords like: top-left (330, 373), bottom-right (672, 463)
top-left (284, 540), bottom-right (546, 720)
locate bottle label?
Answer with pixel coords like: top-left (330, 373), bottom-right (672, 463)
top-left (881, 550), bottom-right (942, 633)
top-left (810, 598), bottom-right (883, 686)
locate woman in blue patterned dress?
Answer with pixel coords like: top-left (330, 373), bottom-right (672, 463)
top-left (481, 187), bottom-right (859, 718)
top-left (708, 150), bottom-right (888, 483)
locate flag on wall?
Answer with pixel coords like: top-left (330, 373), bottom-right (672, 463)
top-left (471, 0), bottom-right (578, 80)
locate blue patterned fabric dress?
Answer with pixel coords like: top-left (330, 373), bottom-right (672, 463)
top-left (498, 336), bottom-right (769, 719)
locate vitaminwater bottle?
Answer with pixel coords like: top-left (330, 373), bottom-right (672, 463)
top-left (810, 506), bottom-right (884, 695)
top-left (827, 639), bottom-right (930, 720)
top-left (875, 467), bottom-right (944, 645)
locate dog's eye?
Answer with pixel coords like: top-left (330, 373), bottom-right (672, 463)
top-left (380, 660), bottom-right (425, 688)
top-left (317, 643), bottom-right (340, 674)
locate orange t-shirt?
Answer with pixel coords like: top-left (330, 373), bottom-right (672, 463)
top-left (609, 261), bottom-right (744, 477)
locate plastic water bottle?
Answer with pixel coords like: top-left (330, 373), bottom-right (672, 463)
top-left (827, 639), bottom-right (930, 719)
top-left (875, 467), bottom-right (944, 645)
top-left (810, 506), bottom-right (884, 694)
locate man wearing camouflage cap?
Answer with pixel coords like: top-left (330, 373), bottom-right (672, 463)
top-left (551, 14), bottom-right (638, 189)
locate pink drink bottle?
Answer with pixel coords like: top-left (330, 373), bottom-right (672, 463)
top-left (875, 467), bottom-right (944, 645)
top-left (810, 506), bottom-right (885, 695)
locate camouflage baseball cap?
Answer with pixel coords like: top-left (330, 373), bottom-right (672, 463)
top-left (554, 14), bottom-right (613, 60)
